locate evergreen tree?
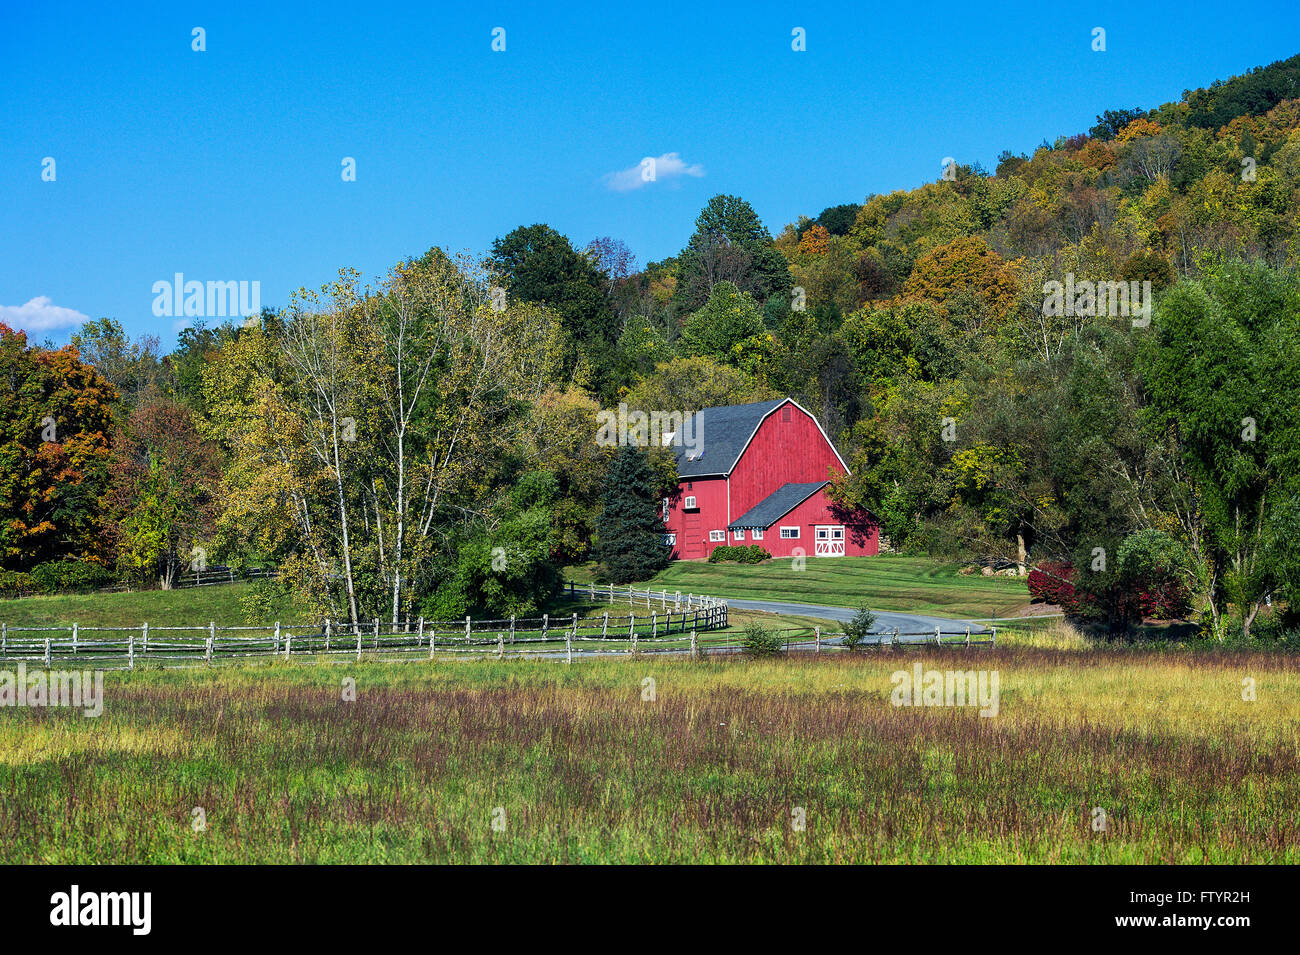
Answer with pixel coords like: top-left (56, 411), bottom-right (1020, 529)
top-left (595, 446), bottom-right (670, 583)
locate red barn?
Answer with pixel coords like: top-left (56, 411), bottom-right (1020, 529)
top-left (662, 398), bottom-right (879, 560)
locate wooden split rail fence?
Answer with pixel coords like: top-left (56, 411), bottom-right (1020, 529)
top-left (0, 584), bottom-right (730, 669)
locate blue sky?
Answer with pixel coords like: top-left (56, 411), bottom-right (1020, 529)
top-left (2, 0), bottom-right (1298, 346)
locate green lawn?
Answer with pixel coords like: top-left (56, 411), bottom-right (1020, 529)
top-left (568, 555), bottom-right (1031, 620)
top-left (0, 582), bottom-right (307, 629)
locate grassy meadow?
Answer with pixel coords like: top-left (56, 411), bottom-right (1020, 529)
top-left (568, 554), bottom-right (1032, 619)
top-left (2, 645), bottom-right (1297, 863)
top-left (0, 582), bottom-right (308, 629)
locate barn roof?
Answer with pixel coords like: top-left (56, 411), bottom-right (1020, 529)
top-left (728, 481), bottom-right (829, 530)
top-left (673, 398), bottom-right (787, 478)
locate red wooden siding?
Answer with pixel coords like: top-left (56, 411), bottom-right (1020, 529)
top-left (730, 486), bottom-right (879, 558)
top-left (663, 475), bottom-right (727, 560)
top-left (662, 398), bottom-right (876, 561)
top-left (727, 403), bottom-right (846, 520)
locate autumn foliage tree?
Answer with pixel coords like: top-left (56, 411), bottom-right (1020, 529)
top-left (0, 324), bottom-right (117, 569)
top-left (110, 394), bottom-right (222, 588)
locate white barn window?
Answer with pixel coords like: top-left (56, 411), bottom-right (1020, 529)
top-left (684, 495), bottom-right (697, 510)
top-left (709, 530), bottom-right (725, 542)
top-left (780, 527), bottom-right (799, 539)
top-left (733, 529), bottom-right (745, 541)
top-left (751, 528), bottom-right (763, 540)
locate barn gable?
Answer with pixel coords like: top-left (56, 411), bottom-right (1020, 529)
top-left (672, 398), bottom-right (848, 479)
top-left (673, 399), bottom-right (785, 478)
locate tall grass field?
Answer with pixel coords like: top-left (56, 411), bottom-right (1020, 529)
top-left (3, 647), bottom-right (1296, 863)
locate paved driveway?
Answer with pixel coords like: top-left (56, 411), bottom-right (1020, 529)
top-left (726, 597), bottom-right (991, 642)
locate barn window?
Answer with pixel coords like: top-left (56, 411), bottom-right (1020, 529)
top-left (662, 533), bottom-right (676, 546)
top-left (751, 528), bottom-right (764, 540)
top-left (709, 530), bottom-right (725, 542)
top-left (684, 495), bottom-right (697, 510)
top-left (662, 497), bottom-right (670, 521)
top-left (733, 529), bottom-right (745, 541)
top-left (780, 527), bottom-right (799, 539)
top-left (781, 405), bottom-right (792, 422)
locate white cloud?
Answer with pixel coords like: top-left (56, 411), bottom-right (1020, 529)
top-left (0, 296), bottom-right (89, 333)
top-left (604, 152), bottom-right (705, 192)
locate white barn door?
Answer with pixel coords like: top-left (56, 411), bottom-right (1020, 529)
top-left (814, 525), bottom-right (845, 556)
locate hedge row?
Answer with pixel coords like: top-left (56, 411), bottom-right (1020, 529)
top-left (0, 561), bottom-right (118, 598)
top-left (707, 544), bottom-right (771, 564)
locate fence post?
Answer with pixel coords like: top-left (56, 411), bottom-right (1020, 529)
top-left (465, 616), bottom-right (471, 645)
top-left (965, 627), bottom-right (970, 647)
top-left (274, 621), bottom-right (281, 655)
top-left (542, 614), bottom-right (548, 642)
top-left (72, 622), bottom-right (78, 657)
top-left (207, 621), bottom-right (215, 663)
top-left (284, 627), bottom-right (292, 659)
top-left (815, 626), bottom-right (821, 653)
top-left (609, 582), bottom-right (614, 604)
top-left (893, 627), bottom-right (899, 647)
top-left (2, 622), bottom-right (5, 658)
top-left (356, 628), bottom-right (362, 661)
top-left (690, 629), bottom-right (697, 659)
top-left (143, 621), bottom-right (149, 656)
top-left (417, 616), bottom-right (424, 647)
top-left (509, 615), bottom-right (515, 645)
top-left (497, 633), bottom-right (504, 659)
top-left (45, 637), bottom-right (51, 667)
top-left (571, 613), bottom-right (577, 642)
top-left (935, 625), bottom-right (941, 646)
top-left (429, 623), bottom-right (437, 658)
top-left (128, 630), bottom-right (135, 669)
top-left (325, 618), bottom-right (331, 652)
top-left (373, 618), bottom-right (380, 650)
top-left (675, 591), bottom-right (681, 611)
top-left (630, 614), bottom-right (636, 654)
top-left (991, 625), bottom-right (997, 647)
top-left (602, 612), bottom-right (608, 639)
top-left (651, 612), bottom-right (657, 639)
top-left (589, 581), bottom-right (594, 600)
top-left (566, 626), bottom-right (572, 665)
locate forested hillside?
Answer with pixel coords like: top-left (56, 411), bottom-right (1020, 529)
top-left (5, 53), bottom-right (1300, 640)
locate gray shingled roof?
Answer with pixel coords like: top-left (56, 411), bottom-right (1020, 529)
top-left (728, 482), bottom-right (829, 530)
top-left (673, 399), bottom-right (787, 478)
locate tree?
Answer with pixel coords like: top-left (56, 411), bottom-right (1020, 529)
top-left (0, 325), bottom-right (117, 569)
top-left (622, 356), bottom-right (777, 415)
top-left (1089, 108), bottom-right (1148, 141)
top-left (1140, 260), bottom-right (1300, 638)
top-left (111, 394), bottom-right (222, 588)
top-left (842, 605), bottom-right (878, 650)
top-left (490, 224), bottom-right (617, 390)
top-left (71, 318), bottom-right (163, 409)
top-left (679, 281), bottom-right (767, 366)
top-left (206, 254), bottom-right (561, 626)
top-left (674, 195), bottom-right (792, 310)
top-left (900, 236), bottom-right (1019, 319)
top-left (595, 446), bottom-right (670, 583)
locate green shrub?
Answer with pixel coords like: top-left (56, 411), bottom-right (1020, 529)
top-left (29, 561), bottom-right (116, 594)
top-left (709, 544), bottom-right (771, 564)
top-left (741, 621), bottom-right (786, 656)
top-left (0, 571), bottom-right (38, 599)
top-left (842, 605), bottom-right (878, 650)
